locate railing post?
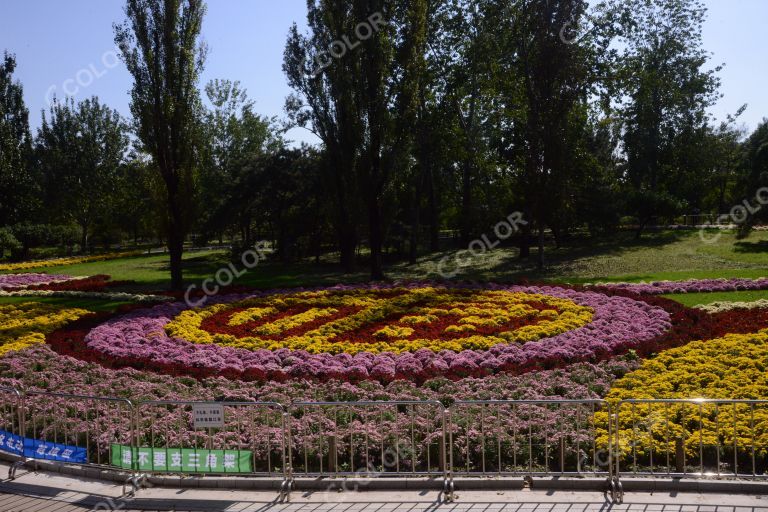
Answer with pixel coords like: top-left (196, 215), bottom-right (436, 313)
top-left (327, 435), bottom-right (337, 473)
top-left (444, 407), bottom-right (454, 503)
top-left (675, 437), bottom-right (685, 473)
top-left (7, 387), bottom-right (27, 481)
top-left (17, 387), bottom-right (25, 439)
top-left (280, 408), bottom-right (293, 501)
top-left (129, 399), bottom-right (138, 477)
top-left (610, 401), bottom-right (623, 504)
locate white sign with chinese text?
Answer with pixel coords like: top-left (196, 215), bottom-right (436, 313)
top-left (192, 404), bottom-right (225, 429)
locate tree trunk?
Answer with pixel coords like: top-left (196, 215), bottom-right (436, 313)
top-left (518, 235), bottom-right (530, 258)
top-left (518, 207), bottom-right (531, 259)
top-left (460, 159), bottom-right (472, 246)
top-left (537, 221), bottom-right (545, 270)
top-left (408, 177), bottom-right (423, 264)
top-left (408, 218), bottom-right (419, 264)
top-left (634, 218), bottom-right (647, 240)
top-left (168, 227), bottom-right (184, 291)
top-left (369, 199), bottom-right (385, 280)
top-left (80, 224), bottom-right (89, 254)
top-left (427, 167), bottom-right (440, 252)
top-left (551, 224), bottom-right (562, 249)
top-left (535, 178), bottom-right (545, 268)
top-left (339, 226), bottom-right (357, 274)
top-left (167, 192), bottom-right (185, 291)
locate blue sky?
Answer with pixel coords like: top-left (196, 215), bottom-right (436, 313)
top-left (1, 0), bottom-right (766, 147)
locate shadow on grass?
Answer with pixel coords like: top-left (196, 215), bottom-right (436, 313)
top-left (734, 240), bottom-right (768, 253)
top-left (147, 255), bottom-right (367, 292)
top-left (452, 230), bottom-right (690, 283)
top-left (535, 230), bottom-right (689, 262)
top-left (14, 229), bottom-right (716, 294)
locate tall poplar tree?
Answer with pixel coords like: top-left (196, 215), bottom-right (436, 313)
top-left (0, 52), bottom-right (33, 227)
top-left (115, 0), bottom-right (207, 289)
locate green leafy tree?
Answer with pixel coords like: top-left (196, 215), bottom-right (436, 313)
top-left (285, 0), bottom-right (428, 280)
top-left (283, 3), bottom-right (366, 273)
top-left (36, 97), bottom-right (127, 252)
top-left (115, 0), bottom-right (207, 289)
top-left (492, 0), bottom-right (601, 266)
top-left (0, 52), bottom-right (35, 226)
top-left (734, 120), bottom-right (768, 237)
top-left (248, 147), bottom-right (324, 263)
top-left (618, 0), bottom-right (721, 237)
top-left (431, 0), bottom-right (500, 246)
top-left (113, 154), bottom-right (163, 247)
top-left (200, 79), bottom-right (281, 245)
top-left (0, 227), bottom-right (20, 259)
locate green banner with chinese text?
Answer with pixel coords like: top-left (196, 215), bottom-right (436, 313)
top-left (110, 444), bottom-right (252, 473)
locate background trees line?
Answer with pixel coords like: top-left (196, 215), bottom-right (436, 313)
top-left (283, 0), bottom-right (767, 277)
top-left (0, 0), bottom-right (767, 286)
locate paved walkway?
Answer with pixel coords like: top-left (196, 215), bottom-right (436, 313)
top-left (1, 465), bottom-right (768, 512)
top-left (1, 490), bottom-right (768, 511)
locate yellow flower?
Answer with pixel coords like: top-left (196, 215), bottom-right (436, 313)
top-left (228, 307), bottom-right (277, 326)
top-left (0, 251), bottom-right (142, 271)
top-left (0, 302), bottom-right (89, 356)
top-left (373, 325), bottom-right (415, 339)
top-left (164, 288), bottom-right (594, 355)
top-left (597, 329), bottom-right (768, 457)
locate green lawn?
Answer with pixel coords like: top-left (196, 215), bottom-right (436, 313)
top-left (2, 229), bottom-right (768, 309)
top-left (661, 289), bottom-right (768, 307)
top-left (4, 249), bottom-right (366, 291)
top-left (386, 229), bottom-right (768, 284)
top-left (19, 250), bottom-right (225, 285)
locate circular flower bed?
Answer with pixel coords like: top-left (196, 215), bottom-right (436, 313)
top-left (165, 287), bottom-right (594, 354)
top-left (82, 283), bottom-right (670, 383)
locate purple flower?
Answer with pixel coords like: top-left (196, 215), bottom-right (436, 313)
top-left (0, 273), bottom-right (76, 290)
top-left (82, 283), bottom-right (671, 383)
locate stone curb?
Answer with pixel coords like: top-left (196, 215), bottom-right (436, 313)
top-left (4, 454), bottom-right (768, 495)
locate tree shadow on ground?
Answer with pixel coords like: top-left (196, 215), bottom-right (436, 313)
top-left (120, 230), bottom-right (695, 292)
top-left (150, 254), bottom-right (367, 292)
top-left (733, 240), bottom-right (768, 253)
top-left (542, 229), bottom-right (689, 261)
top-left (477, 230), bottom-right (691, 281)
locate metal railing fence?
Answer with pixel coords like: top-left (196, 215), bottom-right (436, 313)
top-left (615, 399), bottom-right (768, 479)
top-left (134, 400), bottom-right (286, 477)
top-left (286, 400), bottom-right (447, 479)
top-left (22, 391), bottom-right (134, 468)
top-left (3, 388), bottom-right (768, 503)
top-left (449, 400), bottom-right (611, 477)
top-left (0, 387), bottom-right (22, 438)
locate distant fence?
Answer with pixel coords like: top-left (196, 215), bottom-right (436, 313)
top-left (449, 400), bottom-right (611, 477)
top-left (4, 389), bottom-right (768, 503)
top-left (286, 400), bottom-right (447, 481)
top-left (615, 399), bottom-right (768, 478)
top-left (133, 401), bottom-right (286, 477)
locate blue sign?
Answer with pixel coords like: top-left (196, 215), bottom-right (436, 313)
top-left (0, 430), bottom-right (23, 456)
top-left (0, 429), bottom-right (88, 463)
